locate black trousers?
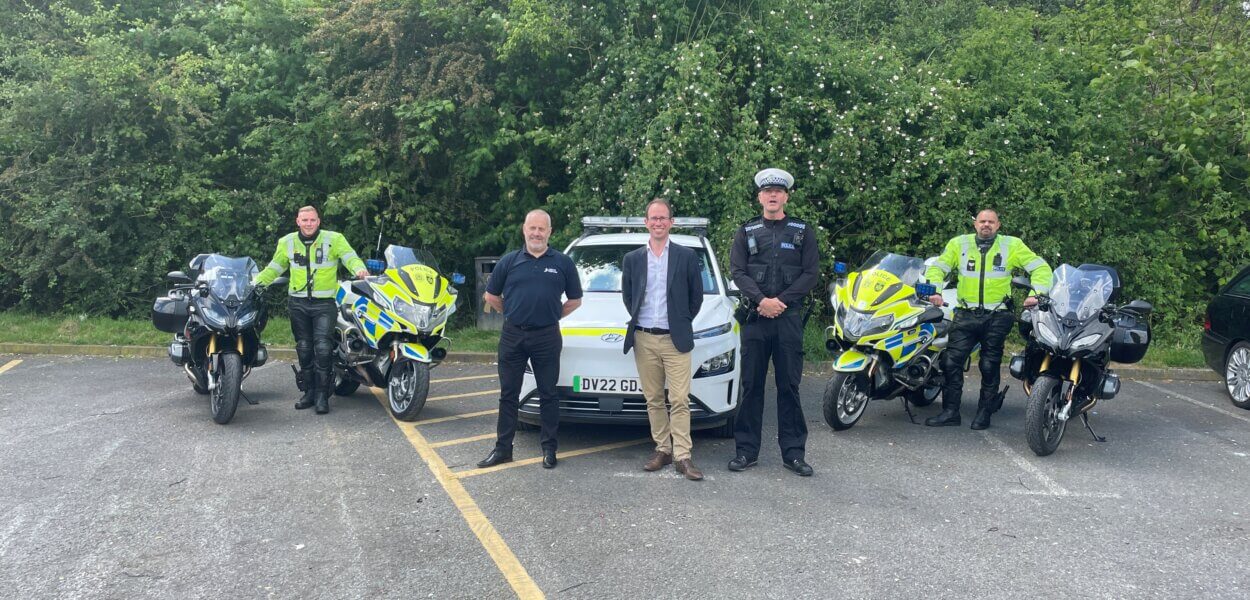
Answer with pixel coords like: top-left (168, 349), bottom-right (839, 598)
top-left (939, 309), bottom-right (1015, 412)
top-left (734, 310), bottom-right (807, 462)
top-left (494, 322), bottom-right (561, 453)
top-left (288, 297), bottom-right (337, 377)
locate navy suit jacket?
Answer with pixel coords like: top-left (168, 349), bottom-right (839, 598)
top-left (621, 241), bottom-right (704, 354)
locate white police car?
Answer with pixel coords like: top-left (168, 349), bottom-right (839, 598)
top-left (517, 217), bottom-right (741, 436)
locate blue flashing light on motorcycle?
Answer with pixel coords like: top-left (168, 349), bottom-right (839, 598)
top-left (833, 261), bottom-right (848, 275)
top-left (366, 258), bottom-right (386, 275)
top-left (451, 272), bottom-right (466, 285)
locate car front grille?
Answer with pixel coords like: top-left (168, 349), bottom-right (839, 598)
top-left (520, 387), bottom-right (713, 418)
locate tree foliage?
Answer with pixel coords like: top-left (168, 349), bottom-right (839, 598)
top-left (1, 0), bottom-right (1246, 335)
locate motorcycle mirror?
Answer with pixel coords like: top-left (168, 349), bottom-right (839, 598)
top-left (1011, 275), bottom-right (1033, 291)
top-left (272, 276), bottom-right (289, 287)
top-left (167, 271), bottom-right (193, 284)
top-left (451, 272), bottom-right (466, 286)
top-left (1123, 299), bottom-right (1153, 315)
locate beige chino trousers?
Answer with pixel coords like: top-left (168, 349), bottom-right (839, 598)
top-left (633, 331), bottom-right (694, 461)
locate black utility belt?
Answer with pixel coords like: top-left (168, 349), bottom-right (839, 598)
top-left (636, 326), bottom-right (670, 335)
top-left (956, 306), bottom-right (1010, 315)
top-left (505, 321), bottom-right (558, 332)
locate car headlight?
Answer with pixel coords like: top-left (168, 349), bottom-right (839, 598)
top-left (696, 349), bottom-right (735, 378)
top-left (693, 322), bottom-right (732, 339)
top-left (1035, 320), bottom-right (1060, 347)
top-left (840, 308), bottom-right (893, 339)
top-left (1071, 333), bottom-right (1103, 350)
top-left (395, 298), bottom-right (432, 329)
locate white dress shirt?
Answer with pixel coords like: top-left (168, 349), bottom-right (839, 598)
top-left (638, 239), bottom-right (670, 329)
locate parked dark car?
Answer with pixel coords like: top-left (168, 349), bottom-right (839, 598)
top-left (1202, 264), bottom-right (1250, 409)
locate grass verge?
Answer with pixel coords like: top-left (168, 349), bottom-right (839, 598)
top-left (1, 312), bottom-right (1206, 369)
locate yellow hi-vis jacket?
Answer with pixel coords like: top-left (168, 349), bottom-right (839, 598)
top-left (254, 230), bottom-right (366, 299)
top-left (924, 234), bottom-right (1053, 310)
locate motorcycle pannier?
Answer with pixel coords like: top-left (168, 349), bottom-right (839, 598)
top-left (152, 295), bottom-right (190, 333)
top-left (1110, 312), bottom-right (1150, 364)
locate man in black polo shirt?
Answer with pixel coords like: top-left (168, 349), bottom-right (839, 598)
top-left (477, 209), bottom-right (583, 470)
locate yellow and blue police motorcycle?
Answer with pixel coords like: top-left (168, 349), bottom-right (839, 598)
top-left (822, 252), bottom-right (950, 430)
top-left (333, 245), bottom-right (463, 421)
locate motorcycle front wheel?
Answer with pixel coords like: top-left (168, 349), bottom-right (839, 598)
top-left (387, 359), bottom-right (431, 421)
top-left (1025, 374), bottom-right (1067, 456)
top-left (211, 353), bottom-right (242, 425)
top-left (822, 371), bottom-right (871, 430)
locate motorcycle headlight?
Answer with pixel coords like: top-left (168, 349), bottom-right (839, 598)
top-left (1071, 333), bottom-right (1103, 350)
top-left (840, 308), bottom-right (893, 339)
top-left (395, 299), bottom-right (432, 329)
top-left (1035, 320), bottom-right (1060, 347)
top-left (237, 305), bottom-right (259, 329)
top-left (696, 349), bottom-right (735, 377)
top-left (198, 300), bottom-right (230, 329)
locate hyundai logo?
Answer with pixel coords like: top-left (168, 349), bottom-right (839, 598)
top-left (600, 333), bottom-right (624, 343)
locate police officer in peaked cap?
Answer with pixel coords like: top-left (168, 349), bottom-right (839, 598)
top-left (727, 168), bottom-right (821, 476)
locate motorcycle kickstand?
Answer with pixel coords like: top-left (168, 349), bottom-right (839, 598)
top-left (1079, 413), bottom-right (1106, 442)
top-left (240, 389), bottom-right (258, 406)
top-left (901, 396), bottom-right (917, 425)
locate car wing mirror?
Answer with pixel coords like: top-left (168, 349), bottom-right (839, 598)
top-left (726, 279), bottom-right (741, 297)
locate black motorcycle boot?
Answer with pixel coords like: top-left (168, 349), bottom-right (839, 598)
top-left (925, 398), bottom-right (962, 427)
top-left (313, 370), bottom-right (332, 414)
top-left (294, 369), bottom-right (315, 410)
top-left (970, 407), bottom-right (993, 430)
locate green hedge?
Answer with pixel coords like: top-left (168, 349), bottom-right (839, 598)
top-left (2, 1), bottom-right (1246, 339)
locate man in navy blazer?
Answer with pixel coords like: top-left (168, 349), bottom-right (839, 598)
top-left (621, 198), bottom-right (706, 480)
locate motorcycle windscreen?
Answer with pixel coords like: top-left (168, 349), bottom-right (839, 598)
top-left (1048, 264), bottom-right (1114, 321)
top-left (849, 251), bottom-right (926, 310)
top-left (385, 245), bottom-right (441, 273)
top-left (202, 255), bottom-right (259, 303)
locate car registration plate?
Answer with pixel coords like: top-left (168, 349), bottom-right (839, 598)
top-left (572, 376), bottom-right (641, 394)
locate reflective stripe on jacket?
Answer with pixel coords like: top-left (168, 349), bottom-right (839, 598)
top-left (924, 234), bottom-right (1053, 310)
top-left (254, 230), bottom-right (366, 298)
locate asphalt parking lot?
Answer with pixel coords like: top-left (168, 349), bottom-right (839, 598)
top-left (2, 354), bottom-right (1248, 599)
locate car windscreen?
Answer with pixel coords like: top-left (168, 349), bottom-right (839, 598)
top-left (568, 244), bottom-right (718, 294)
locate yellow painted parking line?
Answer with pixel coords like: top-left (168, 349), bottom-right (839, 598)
top-left (371, 388), bottom-right (544, 599)
top-left (430, 433), bottom-right (497, 449)
top-left (428, 389), bottom-right (500, 402)
top-left (432, 374), bottom-right (497, 384)
top-left (0, 359), bottom-right (22, 375)
top-left (415, 409), bottom-right (499, 426)
top-left (455, 438), bottom-right (651, 479)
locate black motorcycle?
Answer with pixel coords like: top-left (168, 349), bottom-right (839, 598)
top-left (1009, 263), bottom-right (1152, 456)
top-left (152, 254), bottom-right (286, 424)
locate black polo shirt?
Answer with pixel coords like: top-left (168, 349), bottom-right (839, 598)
top-left (486, 247), bottom-right (583, 328)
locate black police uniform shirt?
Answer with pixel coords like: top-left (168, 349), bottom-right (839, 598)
top-left (487, 246), bottom-right (583, 328)
top-left (729, 215), bottom-right (820, 309)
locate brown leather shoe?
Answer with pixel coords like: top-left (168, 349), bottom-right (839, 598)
top-left (675, 458), bottom-right (704, 481)
top-left (643, 451), bottom-right (673, 472)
